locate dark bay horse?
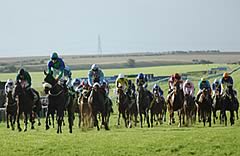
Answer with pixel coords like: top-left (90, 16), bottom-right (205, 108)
top-left (198, 88), bottom-right (212, 127)
top-left (14, 81), bottom-right (34, 132)
top-left (126, 88), bottom-right (138, 128)
top-left (183, 94), bottom-right (197, 126)
top-left (88, 83), bottom-right (109, 130)
top-left (5, 91), bottom-right (17, 130)
top-left (116, 86), bottom-right (129, 128)
top-left (137, 85), bottom-right (151, 128)
top-left (212, 87), bottom-right (222, 124)
top-left (43, 71), bottom-right (65, 133)
top-left (167, 81), bottom-right (184, 127)
top-left (150, 90), bottom-right (165, 127)
top-left (221, 87), bottom-right (235, 126)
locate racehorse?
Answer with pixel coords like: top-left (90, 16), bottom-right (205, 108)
top-left (183, 93), bottom-right (197, 126)
top-left (137, 85), bottom-right (151, 128)
top-left (116, 85), bottom-right (129, 128)
top-left (167, 81), bottom-right (184, 127)
top-left (198, 88), bottom-right (212, 127)
top-left (212, 87), bottom-right (222, 124)
top-left (150, 89), bottom-right (165, 127)
top-left (78, 89), bottom-right (92, 130)
top-left (14, 81), bottom-right (35, 132)
top-left (221, 87), bottom-right (235, 126)
top-left (43, 71), bottom-right (65, 133)
top-left (126, 88), bottom-right (138, 128)
top-left (5, 91), bottom-right (17, 130)
top-left (88, 83), bottom-right (109, 130)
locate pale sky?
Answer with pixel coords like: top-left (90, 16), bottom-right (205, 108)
top-left (0, 0), bottom-right (240, 57)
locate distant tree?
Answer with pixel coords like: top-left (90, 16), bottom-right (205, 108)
top-left (127, 59), bottom-right (136, 67)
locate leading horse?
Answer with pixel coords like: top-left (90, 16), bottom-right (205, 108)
top-left (43, 71), bottom-right (65, 133)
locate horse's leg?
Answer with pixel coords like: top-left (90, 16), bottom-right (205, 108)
top-left (17, 112), bottom-right (22, 132)
top-left (37, 112), bottom-right (41, 126)
top-left (117, 111), bottom-right (121, 126)
top-left (7, 113), bottom-right (10, 128)
top-left (208, 109), bottom-right (212, 127)
top-left (24, 112), bottom-right (28, 132)
top-left (178, 110), bottom-right (182, 127)
top-left (10, 114), bottom-right (14, 130)
top-left (150, 111), bottom-right (153, 127)
top-left (31, 112), bottom-right (35, 129)
top-left (140, 112), bottom-right (143, 128)
top-left (52, 113), bottom-right (55, 128)
top-left (45, 111), bottom-right (50, 130)
top-left (67, 106), bottom-right (73, 133)
top-left (146, 110), bottom-right (150, 128)
top-left (230, 110), bottom-right (235, 126)
top-left (213, 109), bottom-right (216, 124)
top-left (122, 112), bottom-right (127, 128)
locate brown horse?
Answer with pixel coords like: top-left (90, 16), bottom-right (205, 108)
top-left (116, 86), bottom-right (129, 128)
top-left (5, 91), bottom-right (17, 130)
top-left (78, 89), bottom-right (92, 130)
top-left (126, 88), bottom-right (138, 128)
top-left (198, 88), bottom-right (212, 127)
top-left (167, 81), bottom-right (184, 127)
top-left (88, 83), bottom-right (109, 130)
top-left (150, 90), bottom-right (165, 127)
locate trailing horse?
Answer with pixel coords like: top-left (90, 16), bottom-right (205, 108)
top-left (43, 71), bottom-right (65, 133)
top-left (126, 88), bottom-right (138, 128)
top-left (88, 83), bottom-right (109, 130)
top-left (137, 85), bottom-right (151, 128)
top-left (78, 89), bottom-right (92, 130)
top-left (212, 87), bottom-right (222, 124)
top-left (14, 81), bottom-right (35, 132)
top-left (183, 94), bottom-right (197, 126)
top-left (116, 86), bottom-right (129, 128)
top-left (5, 91), bottom-right (17, 130)
top-left (167, 81), bottom-right (184, 127)
top-left (221, 87), bottom-right (235, 126)
top-left (150, 89), bottom-right (165, 127)
top-left (198, 88), bottom-right (212, 127)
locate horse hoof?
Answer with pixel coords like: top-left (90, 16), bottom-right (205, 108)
top-left (46, 125), bottom-right (50, 130)
top-left (24, 129), bottom-right (27, 132)
top-left (18, 128), bottom-right (22, 132)
top-left (69, 130), bottom-right (72, 133)
top-left (7, 125), bottom-right (10, 129)
top-left (31, 126), bottom-right (34, 130)
top-left (12, 127), bottom-right (15, 131)
top-left (38, 122), bottom-right (41, 126)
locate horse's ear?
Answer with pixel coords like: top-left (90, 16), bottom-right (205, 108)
top-left (44, 70), bottom-right (47, 75)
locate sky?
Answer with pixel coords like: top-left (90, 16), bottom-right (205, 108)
top-left (0, 0), bottom-right (240, 57)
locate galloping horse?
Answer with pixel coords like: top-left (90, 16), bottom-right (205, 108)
top-left (137, 85), bottom-right (151, 128)
top-left (88, 83), bottom-right (109, 130)
top-left (221, 87), bottom-right (235, 126)
top-left (126, 88), bottom-right (138, 128)
top-left (167, 81), bottom-right (184, 127)
top-left (78, 89), bottom-right (92, 129)
top-left (212, 86), bottom-right (222, 124)
top-left (150, 89), bottom-right (165, 127)
top-left (116, 85), bottom-right (129, 128)
top-left (14, 81), bottom-right (35, 132)
top-left (183, 94), bottom-right (196, 126)
top-left (198, 88), bottom-right (212, 127)
top-left (5, 91), bottom-right (17, 130)
top-left (43, 71), bottom-right (65, 133)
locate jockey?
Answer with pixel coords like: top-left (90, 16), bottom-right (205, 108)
top-left (72, 78), bottom-right (82, 93)
top-left (183, 79), bottom-right (194, 98)
top-left (63, 66), bottom-right (72, 88)
top-left (212, 78), bottom-right (221, 96)
top-left (81, 79), bottom-right (90, 90)
top-left (152, 84), bottom-right (164, 98)
top-left (16, 68), bottom-right (37, 102)
top-left (102, 79), bottom-right (110, 96)
top-left (136, 73), bottom-right (148, 88)
top-left (168, 73), bottom-right (183, 94)
top-left (115, 73), bottom-right (128, 94)
top-left (127, 79), bottom-right (136, 97)
top-left (47, 52), bottom-right (65, 82)
top-left (196, 77), bottom-right (211, 102)
top-left (221, 72), bottom-right (235, 98)
top-left (88, 64), bottom-right (104, 87)
top-left (4, 79), bottom-right (14, 95)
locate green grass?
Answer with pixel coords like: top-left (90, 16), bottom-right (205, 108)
top-left (0, 64), bottom-right (240, 156)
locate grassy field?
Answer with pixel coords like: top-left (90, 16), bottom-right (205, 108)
top-left (0, 64), bottom-right (240, 156)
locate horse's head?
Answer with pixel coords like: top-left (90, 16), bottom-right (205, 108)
top-left (43, 70), bottom-right (57, 86)
top-left (173, 81), bottom-right (181, 95)
top-left (92, 82), bottom-right (100, 92)
top-left (117, 85), bottom-right (124, 95)
top-left (153, 89), bottom-right (159, 98)
top-left (13, 80), bottom-right (24, 96)
top-left (201, 88), bottom-right (211, 101)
